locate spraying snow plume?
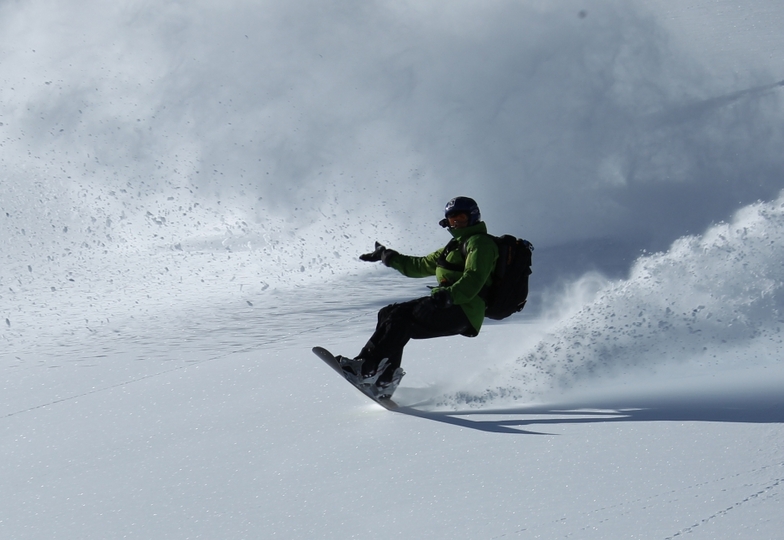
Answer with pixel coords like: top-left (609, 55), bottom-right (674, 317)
top-left (450, 192), bottom-right (784, 406)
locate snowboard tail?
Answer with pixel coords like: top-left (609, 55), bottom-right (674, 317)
top-left (312, 347), bottom-right (398, 410)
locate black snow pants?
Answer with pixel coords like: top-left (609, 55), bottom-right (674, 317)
top-left (357, 296), bottom-right (475, 383)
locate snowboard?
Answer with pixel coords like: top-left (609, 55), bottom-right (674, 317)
top-left (312, 346), bottom-right (398, 410)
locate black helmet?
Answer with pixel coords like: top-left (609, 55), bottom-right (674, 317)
top-left (440, 196), bottom-right (481, 228)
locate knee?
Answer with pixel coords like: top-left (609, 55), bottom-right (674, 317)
top-left (378, 303), bottom-right (398, 322)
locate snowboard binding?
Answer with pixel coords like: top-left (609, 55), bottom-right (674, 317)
top-left (337, 356), bottom-right (405, 399)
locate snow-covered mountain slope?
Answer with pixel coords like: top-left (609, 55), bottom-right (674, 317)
top-left (2, 0), bottom-right (783, 538)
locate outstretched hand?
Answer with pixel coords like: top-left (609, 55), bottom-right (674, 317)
top-left (359, 242), bottom-right (398, 266)
top-left (359, 242), bottom-right (386, 262)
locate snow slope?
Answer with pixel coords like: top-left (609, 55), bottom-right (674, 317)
top-left (2, 0), bottom-right (784, 538)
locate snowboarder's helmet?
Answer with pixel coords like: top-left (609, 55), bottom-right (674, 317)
top-left (443, 196), bottom-right (481, 226)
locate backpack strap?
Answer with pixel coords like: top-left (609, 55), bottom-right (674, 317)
top-left (436, 235), bottom-right (496, 301)
top-left (435, 238), bottom-right (465, 272)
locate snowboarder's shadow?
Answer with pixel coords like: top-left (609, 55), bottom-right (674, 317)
top-left (392, 390), bottom-right (784, 435)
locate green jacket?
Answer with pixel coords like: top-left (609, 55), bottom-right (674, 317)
top-left (388, 222), bottom-right (498, 335)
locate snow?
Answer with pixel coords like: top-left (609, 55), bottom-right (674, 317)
top-left (2, 0), bottom-right (784, 538)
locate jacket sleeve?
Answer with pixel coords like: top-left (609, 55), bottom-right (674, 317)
top-left (442, 235), bottom-right (498, 305)
top-left (388, 249), bottom-right (442, 278)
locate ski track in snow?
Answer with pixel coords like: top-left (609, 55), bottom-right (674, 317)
top-left (661, 474), bottom-right (782, 540)
top-left (486, 460), bottom-right (784, 539)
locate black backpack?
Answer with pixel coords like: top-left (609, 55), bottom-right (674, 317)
top-left (437, 234), bottom-right (533, 320)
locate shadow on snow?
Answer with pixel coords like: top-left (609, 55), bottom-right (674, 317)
top-left (391, 387), bottom-right (784, 435)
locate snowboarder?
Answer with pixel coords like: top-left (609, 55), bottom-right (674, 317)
top-left (337, 196), bottom-right (500, 397)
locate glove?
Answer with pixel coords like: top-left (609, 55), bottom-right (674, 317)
top-left (359, 242), bottom-right (398, 266)
top-left (431, 288), bottom-right (453, 309)
top-left (359, 242), bottom-right (386, 262)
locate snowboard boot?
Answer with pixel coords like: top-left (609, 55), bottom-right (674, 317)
top-left (375, 367), bottom-right (405, 399)
top-left (357, 358), bottom-right (391, 387)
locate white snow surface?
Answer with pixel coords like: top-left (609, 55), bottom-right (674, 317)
top-left (2, 1), bottom-right (784, 539)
